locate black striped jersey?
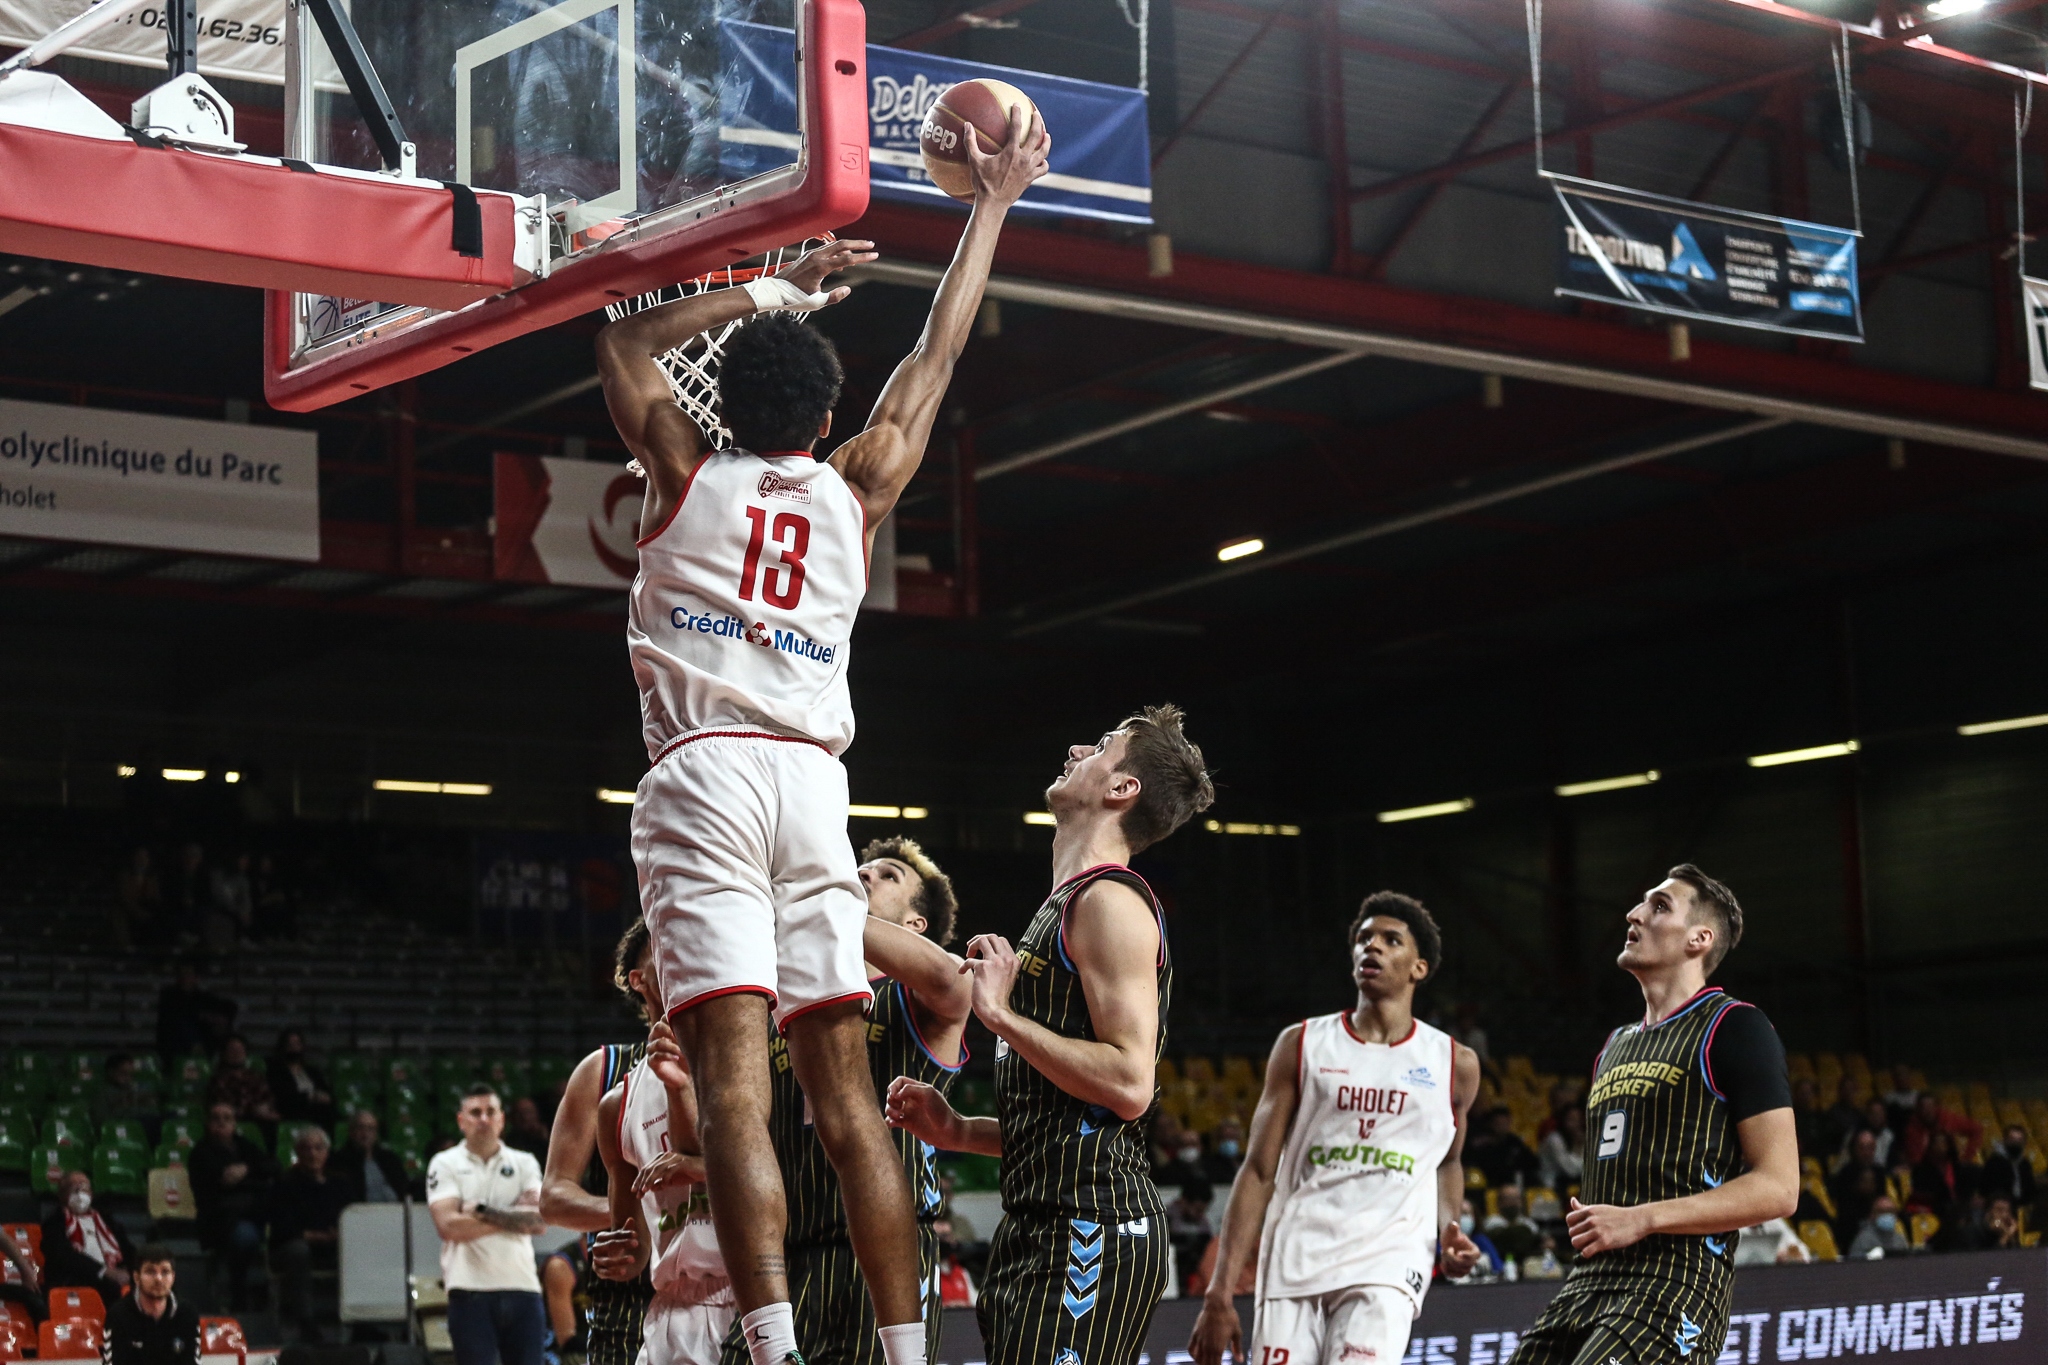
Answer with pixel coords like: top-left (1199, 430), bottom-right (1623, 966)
top-left (769, 976), bottom-right (962, 1248)
top-left (994, 864), bottom-right (1171, 1221)
top-left (582, 1041), bottom-right (652, 1365)
top-left (1574, 987), bottom-right (1787, 1294)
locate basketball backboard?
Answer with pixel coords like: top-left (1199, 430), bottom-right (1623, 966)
top-left (262, 0), bottom-right (869, 412)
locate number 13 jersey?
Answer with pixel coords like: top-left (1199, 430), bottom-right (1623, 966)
top-left (629, 450), bottom-right (868, 759)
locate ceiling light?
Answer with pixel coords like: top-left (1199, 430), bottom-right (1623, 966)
top-left (596, 789), bottom-right (637, 805)
top-left (1958, 712), bottom-right (2048, 736)
top-left (374, 779), bottom-right (493, 795)
top-left (1747, 741), bottom-right (1859, 768)
top-left (1556, 770), bottom-right (1659, 797)
top-left (1203, 820), bottom-right (1301, 836)
top-left (1376, 798), bottom-right (1475, 824)
top-left (1023, 811), bottom-right (1056, 826)
top-left (163, 768), bottom-right (205, 782)
top-left (224, 772), bottom-right (241, 784)
top-left (901, 807), bottom-right (929, 819)
top-left (117, 765), bottom-right (136, 778)
top-left (1925, 0), bottom-right (1985, 17)
top-left (849, 804), bottom-right (902, 818)
top-left (1217, 537), bottom-right (1264, 562)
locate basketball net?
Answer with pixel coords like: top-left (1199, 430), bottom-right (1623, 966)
top-left (604, 234), bottom-right (837, 472)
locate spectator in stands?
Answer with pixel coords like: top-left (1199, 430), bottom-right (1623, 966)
top-left (205, 1035), bottom-right (278, 1125)
top-left (503, 1098), bottom-right (552, 1167)
top-left (1903, 1092), bottom-right (1982, 1165)
top-left (1483, 1184), bottom-right (1542, 1267)
top-left (272, 1127), bottom-right (347, 1343)
top-left (96, 1053), bottom-right (157, 1130)
top-left (252, 855), bottom-right (294, 942)
top-left (1446, 1197), bottom-right (1503, 1281)
top-left (114, 846), bottom-right (161, 951)
top-left (1846, 1195), bottom-right (1912, 1259)
top-left (208, 853), bottom-right (254, 950)
top-left (1149, 1113), bottom-right (1192, 1182)
top-left (102, 1244), bottom-right (199, 1365)
top-left (168, 843), bottom-right (209, 946)
top-left (1981, 1124), bottom-right (2038, 1210)
top-left (0, 1224), bottom-right (40, 1321)
top-left (1907, 1129), bottom-right (1975, 1224)
top-left (1820, 1077), bottom-right (1863, 1158)
top-left (266, 1032), bottom-right (335, 1129)
top-left (1830, 1131), bottom-right (1885, 1247)
top-left (1537, 1105), bottom-right (1585, 1191)
top-left (1467, 1107), bottom-right (1539, 1189)
top-left (40, 1170), bottom-right (134, 1305)
top-left (1791, 1078), bottom-right (1827, 1161)
top-left (1165, 1178), bottom-right (1215, 1290)
top-left (332, 1110), bottom-right (414, 1204)
top-left (1201, 1118), bottom-right (1244, 1184)
top-left (1153, 1126), bottom-right (1209, 1187)
top-left (1983, 1196), bottom-right (2021, 1251)
top-left (1882, 1064), bottom-right (1921, 1135)
top-left (1841, 1100), bottom-right (1896, 1171)
top-left (934, 1219), bottom-right (975, 1308)
top-left (189, 1101), bottom-right (274, 1310)
top-left (539, 1240), bottom-right (585, 1365)
top-left (154, 962), bottom-right (237, 1063)
top-left (1733, 1218), bottom-right (1813, 1266)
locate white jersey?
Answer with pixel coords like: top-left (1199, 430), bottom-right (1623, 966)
top-left (619, 1057), bottom-right (730, 1305)
top-left (628, 450), bottom-right (867, 758)
top-left (1258, 1014), bottom-right (1458, 1309)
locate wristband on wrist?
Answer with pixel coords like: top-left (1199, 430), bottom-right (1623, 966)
top-left (742, 276), bottom-right (831, 313)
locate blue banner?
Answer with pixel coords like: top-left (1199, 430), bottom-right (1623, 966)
top-left (720, 21), bottom-right (1152, 225)
top-left (1551, 173), bottom-right (1863, 342)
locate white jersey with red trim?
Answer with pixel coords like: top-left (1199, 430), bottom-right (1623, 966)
top-left (619, 1057), bottom-right (730, 1305)
top-left (628, 450), bottom-right (866, 758)
top-left (1257, 1014), bottom-right (1458, 1308)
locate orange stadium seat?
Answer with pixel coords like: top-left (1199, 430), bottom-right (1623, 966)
top-left (201, 1315), bottom-right (248, 1363)
top-left (39, 1318), bottom-right (103, 1360)
top-left (47, 1286), bottom-right (104, 1324)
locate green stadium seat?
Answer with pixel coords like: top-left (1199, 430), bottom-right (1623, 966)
top-left (329, 1055), bottom-right (371, 1089)
top-left (396, 1147), bottom-right (425, 1179)
top-left (5, 1053), bottom-right (55, 1095)
top-left (531, 1056), bottom-right (572, 1094)
top-left (387, 1121), bottom-right (428, 1153)
top-left (65, 1053), bottom-right (98, 1086)
top-left (166, 1056), bottom-right (211, 1094)
top-left (151, 1142), bottom-right (186, 1170)
top-left (385, 1058), bottom-right (424, 1087)
top-left (159, 1118), bottom-right (199, 1148)
top-left (0, 1128), bottom-right (27, 1174)
top-left (159, 1101), bottom-right (196, 1123)
top-left (131, 1055), bottom-right (161, 1084)
top-left (40, 1112), bottom-right (93, 1150)
top-left (235, 1123), bottom-right (264, 1152)
top-left (28, 1145), bottom-right (65, 1194)
top-left (45, 1079), bottom-right (90, 1104)
top-left (0, 1074), bottom-right (39, 1105)
top-left (482, 1058), bottom-right (531, 1098)
top-left (97, 1119), bottom-right (147, 1146)
top-left (92, 1140), bottom-right (146, 1197)
top-left (432, 1058), bottom-right (474, 1092)
top-left (0, 1103), bottom-right (30, 1132)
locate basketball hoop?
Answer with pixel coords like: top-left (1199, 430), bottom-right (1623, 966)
top-left (605, 234), bottom-right (838, 469)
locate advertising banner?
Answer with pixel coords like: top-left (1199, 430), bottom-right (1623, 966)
top-left (720, 20), bottom-right (1153, 225)
top-left (1551, 173), bottom-right (1862, 342)
top-left (0, 397), bottom-right (319, 560)
top-left (2022, 275), bottom-right (2048, 392)
top-left (933, 1249), bottom-right (2043, 1364)
top-left (473, 831), bottom-right (633, 944)
top-left (492, 452), bottom-right (899, 608)
top-left (0, 0), bottom-right (347, 89)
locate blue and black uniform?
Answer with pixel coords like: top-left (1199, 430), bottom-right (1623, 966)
top-left (1510, 988), bottom-right (1790, 1365)
top-left (979, 865), bottom-right (1171, 1365)
top-left (584, 1042), bottom-right (652, 1365)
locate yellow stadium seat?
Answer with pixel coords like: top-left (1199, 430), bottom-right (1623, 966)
top-left (1221, 1056), bottom-right (1254, 1083)
top-left (1907, 1068), bottom-right (1928, 1092)
top-left (1183, 1057), bottom-right (1215, 1083)
top-left (1802, 1156), bottom-right (1824, 1181)
top-left (1998, 1100), bottom-right (2027, 1128)
top-left (1909, 1212), bottom-right (1940, 1248)
top-left (1967, 1082), bottom-right (1994, 1107)
top-left (1798, 1221), bottom-right (1840, 1262)
top-left (1786, 1052), bottom-right (1814, 1079)
top-left (1803, 1175), bottom-right (1837, 1219)
top-left (1156, 1059), bottom-right (1179, 1087)
top-left (1466, 1168), bottom-right (1488, 1191)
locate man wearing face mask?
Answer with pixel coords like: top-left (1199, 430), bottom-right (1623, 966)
top-left (41, 1171), bottom-right (136, 1306)
top-left (1846, 1196), bottom-right (1912, 1259)
top-left (1202, 1119), bottom-right (1245, 1184)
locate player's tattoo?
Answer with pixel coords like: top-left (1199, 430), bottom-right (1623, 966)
top-left (755, 1253), bottom-right (786, 1277)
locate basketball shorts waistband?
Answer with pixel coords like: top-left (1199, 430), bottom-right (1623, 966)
top-left (650, 727), bottom-right (832, 767)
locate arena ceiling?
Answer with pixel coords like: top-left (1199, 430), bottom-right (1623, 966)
top-left (6, 0), bottom-right (2048, 691)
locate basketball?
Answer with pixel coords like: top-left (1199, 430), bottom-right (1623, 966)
top-left (918, 78), bottom-right (1040, 201)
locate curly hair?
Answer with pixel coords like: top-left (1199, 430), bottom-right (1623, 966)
top-left (612, 917), bottom-right (653, 1022)
top-left (1348, 890), bottom-right (1443, 981)
top-left (859, 836), bottom-right (959, 946)
top-left (717, 314), bottom-right (844, 453)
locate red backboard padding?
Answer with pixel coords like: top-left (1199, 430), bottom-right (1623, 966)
top-left (0, 124), bottom-right (519, 310)
top-left (262, 0), bottom-right (871, 412)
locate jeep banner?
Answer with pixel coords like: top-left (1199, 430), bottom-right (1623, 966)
top-left (1551, 173), bottom-right (1863, 342)
top-left (930, 1248), bottom-right (2043, 1364)
top-left (719, 20), bottom-right (1153, 225)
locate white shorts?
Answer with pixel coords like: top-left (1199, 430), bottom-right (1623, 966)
top-left (1252, 1285), bottom-right (1416, 1365)
top-left (633, 730), bottom-right (870, 1028)
top-left (635, 1292), bottom-right (736, 1365)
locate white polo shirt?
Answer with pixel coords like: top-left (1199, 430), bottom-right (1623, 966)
top-left (426, 1141), bottom-right (544, 1293)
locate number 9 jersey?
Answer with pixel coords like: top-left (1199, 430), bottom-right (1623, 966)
top-left (628, 449), bottom-right (868, 760)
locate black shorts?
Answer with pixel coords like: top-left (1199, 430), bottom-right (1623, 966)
top-left (718, 1231), bottom-right (939, 1365)
top-left (977, 1210), bottom-right (1167, 1365)
top-left (585, 1272), bottom-right (654, 1365)
top-left (1510, 1273), bottom-right (1730, 1365)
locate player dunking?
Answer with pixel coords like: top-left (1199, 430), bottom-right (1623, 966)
top-left (593, 920), bottom-right (731, 1365)
top-left (1190, 891), bottom-right (1482, 1365)
top-left (888, 706), bottom-right (1213, 1365)
top-left (595, 105), bottom-right (1049, 1365)
top-left (719, 837), bottom-right (970, 1365)
top-left (1509, 866), bottom-right (1797, 1365)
